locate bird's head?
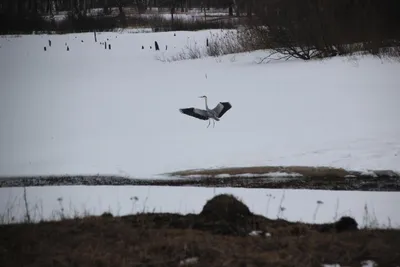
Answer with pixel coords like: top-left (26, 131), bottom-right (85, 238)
top-left (199, 95), bottom-right (207, 99)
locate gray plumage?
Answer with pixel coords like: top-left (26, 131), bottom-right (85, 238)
top-left (179, 96), bottom-right (232, 128)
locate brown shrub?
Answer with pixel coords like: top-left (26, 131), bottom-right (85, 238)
top-left (200, 194), bottom-right (252, 223)
top-left (316, 216), bottom-right (358, 233)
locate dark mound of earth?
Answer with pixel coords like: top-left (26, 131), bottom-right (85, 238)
top-left (122, 194), bottom-right (359, 236)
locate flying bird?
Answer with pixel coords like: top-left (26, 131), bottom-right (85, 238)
top-left (179, 95), bottom-right (232, 128)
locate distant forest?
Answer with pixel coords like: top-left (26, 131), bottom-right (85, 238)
top-left (1, 0), bottom-right (399, 24)
top-left (1, 0), bottom-right (242, 15)
top-left (1, 0), bottom-right (399, 53)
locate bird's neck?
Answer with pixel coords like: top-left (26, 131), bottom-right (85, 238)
top-left (204, 97), bottom-right (209, 109)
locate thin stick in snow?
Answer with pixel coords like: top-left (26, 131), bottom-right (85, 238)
top-left (23, 187), bottom-right (31, 223)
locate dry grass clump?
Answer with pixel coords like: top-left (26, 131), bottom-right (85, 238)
top-left (170, 165), bottom-right (351, 178)
top-left (206, 30), bottom-right (250, 57)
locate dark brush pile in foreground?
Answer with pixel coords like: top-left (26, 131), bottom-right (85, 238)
top-left (1, 194), bottom-right (399, 267)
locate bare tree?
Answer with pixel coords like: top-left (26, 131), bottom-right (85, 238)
top-left (247, 0), bottom-right (339, 62)
top-left (115, 0), bottom-right (126, 25)
top-left (103, 0), bottom-right (109, 15)
top-left (246, 0), bottom-right (253, 18)
top-left (232, 0), bottom-right (238, 16)
top-left (134, 0), bottom-right (148, 14)
top-left (170, 0), bottom-right (175, 24)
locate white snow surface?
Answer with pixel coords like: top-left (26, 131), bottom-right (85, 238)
top-left (1, 30), bottom-right (400, 178)
top-left (1, 186), bottom-right (399, 228)
top-left (323, 260), bottom-right (378, 267)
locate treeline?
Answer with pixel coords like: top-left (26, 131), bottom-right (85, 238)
top-left (1, 0), bottom-right (400, 62)
top-left (0, 0), bottom-right (238, 15)
top-left (0, 0), bottom-right (243, 34)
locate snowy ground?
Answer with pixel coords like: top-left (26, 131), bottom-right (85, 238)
top-left (1, 30), bottom-right (399, 178)
top-left (1, 30), bottom-right (400, 227)
top-left (1, 185), bottom-right (399, 228)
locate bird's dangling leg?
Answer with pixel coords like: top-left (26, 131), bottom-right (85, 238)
top-left (207, 119), bottom-right (211, 128)
top-left (213, 120), bottom-right (215, 128)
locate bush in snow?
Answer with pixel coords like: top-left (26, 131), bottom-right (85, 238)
top-left (317, 216), bottom-right (358, 233)
top-left (205, 30), bottom-right (252, 57)
top-left (101, 212), bottom-right (113, 218)
top-left (156, 41), bottom-right (205, 62)
top-left (200, 194), bottom-right (252, 223)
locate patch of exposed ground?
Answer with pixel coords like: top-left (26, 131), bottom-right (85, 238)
top-left (1, 166), bottom-right (399, 191)
top-left (164, 166), bottom-right (400, 191)
top-left (0, 194), bottom-right (399, 267)
top-left (168, 166), bottom-right (352, 177)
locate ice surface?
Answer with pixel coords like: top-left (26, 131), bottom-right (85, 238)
top-left (0, 185), bottom-right (399, 228)
top-left (322, 260), bottom-right (379, 267)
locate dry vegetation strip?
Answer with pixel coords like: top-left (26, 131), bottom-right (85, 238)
top-left (1, 194), bottom-right (399, 266)
top-left (0, 215), bottom-right (399, 267)
top-left (165, 166), bottom-right (400, 191)
top-left (169, 166), bottom-right (352, 178)
top-left (1, 166), bottom-right (399, 191)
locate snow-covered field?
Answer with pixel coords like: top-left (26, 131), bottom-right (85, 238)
top-left (1, 185), bottom-right (399, 228)
top-left (1, 29), bottom-right (399, 226)
top-left (1, 30), bottom-right (399, 178)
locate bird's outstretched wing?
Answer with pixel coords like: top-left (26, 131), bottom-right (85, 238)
top-left (179, 108), bottom-right (209, 120)
top-left (212, 102), bottom-right (232, 118)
